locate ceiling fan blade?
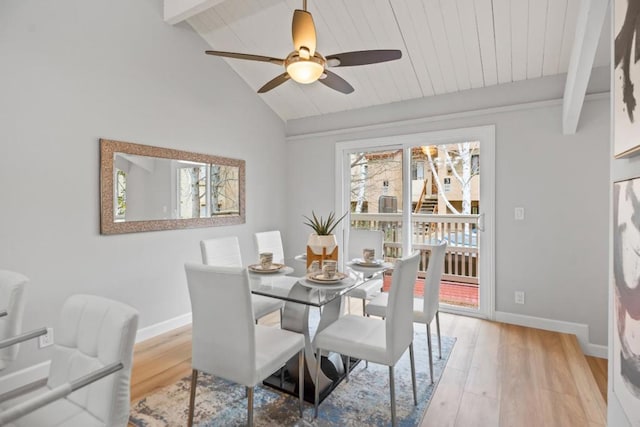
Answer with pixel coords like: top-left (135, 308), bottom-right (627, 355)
top-left (292, 9), bottom-right (316, 56)
top-left (325, 50), bottom-right (402, 67)
top-left (319, 70), bottom-right (354, 94)
top-left (205, 50), bottom-right (284, 66)
top-left (258, 73), bottom-right (291, 93)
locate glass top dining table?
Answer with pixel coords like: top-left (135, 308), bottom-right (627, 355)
top-left (246, 262), bottom-right (390, 403)
top-left (248, 267), bottom-right (367, 308)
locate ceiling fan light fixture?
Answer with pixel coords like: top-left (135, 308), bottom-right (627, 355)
top-left (205, 1), bottom-right (402, 94)
top-left (286, 52), bottom-right (325, 84)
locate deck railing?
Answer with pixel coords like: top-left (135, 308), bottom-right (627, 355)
top-left (350, 213), bottom-right (479, 285)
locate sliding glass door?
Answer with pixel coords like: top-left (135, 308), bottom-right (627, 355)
top-left (336, 126), bottom-right (495, 319)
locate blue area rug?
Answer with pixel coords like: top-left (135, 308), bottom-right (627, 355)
top-left (129, 327), bottom-right (455, 427)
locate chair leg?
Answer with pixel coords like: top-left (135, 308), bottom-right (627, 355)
top-left (280, 366), bottom-right (285, 387)
top-left (346, 355), bottom-right (350, 382)
top-left (389, 365), bottom-right (397, 427)
top-left (314, 348), bottom-right (322, 419)
top-left (409, 343), bottom-right (417, 406)
top-left (426, 324), bottom-right (434, 384)
top-left (187, 369), bottom-right (198, 427)
top-left (247, 386), bottom-right (254, 427)
top-left (362, 298), bottom-right (366, 316)
top-left (298, 350), bottom-right (304, 418)
top-left (436, 311), bottom-right (442, 359)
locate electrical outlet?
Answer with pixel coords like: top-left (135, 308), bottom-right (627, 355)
top-left (38, 328), bottom-right (54, 348)
top-left (515, 291), bottom-right (525, 304)
top-left (515, 207), bottom-right (525, 221)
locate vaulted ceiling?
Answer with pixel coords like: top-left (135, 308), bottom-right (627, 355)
top-left (165, 0), bottom-right (611, 127)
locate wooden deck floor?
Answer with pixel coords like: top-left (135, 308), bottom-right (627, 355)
top-left (129, 303), bottom-right (607, 426)
top-left (382, 275), bottom-right (480, 308)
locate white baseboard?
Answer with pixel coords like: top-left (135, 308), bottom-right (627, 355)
top-left (494, 311), bottom-right (608, 359)
top-left (586, 343), bottom-right (608, 359)
top-left (0, 312), bottom-right (194, 393)
top-left (0, 360), bottom-right (50, 394)
top-left (135, 312), bottom-right (192, 343)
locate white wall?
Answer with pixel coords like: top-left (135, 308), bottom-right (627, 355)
top-left (0, 0), bottom-right (287, 376)
top-left (285, 76), bottom-right (610, 351)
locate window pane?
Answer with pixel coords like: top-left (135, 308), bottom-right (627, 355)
top-left (349, 149), bottom-right (404, 259)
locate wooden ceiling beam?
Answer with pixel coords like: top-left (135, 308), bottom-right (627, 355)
top-left (164, 0), bottom-right (226, 25)
top-left (562, 0), bottom-right (609, 135)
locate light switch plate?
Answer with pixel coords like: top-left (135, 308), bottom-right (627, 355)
top-left (515, 207), bottom-right (525, 220)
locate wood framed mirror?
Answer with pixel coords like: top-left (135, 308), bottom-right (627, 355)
top-left (100, 139), bottom-right (245, 235)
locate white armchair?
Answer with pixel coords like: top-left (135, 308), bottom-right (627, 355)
top-left (184, 263), bottom-right (305, 427)
top-left (201, 236), bottom-right (284, 322)
top-left (366, 241), bottom-right (447, 383)
top-left (313, 251), bottom-right (421, 426)
top-left (0, 294), bottom-right (139, 426)
top-left (0, 270), bottom-right (28, 371)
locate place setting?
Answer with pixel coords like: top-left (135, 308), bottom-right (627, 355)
top-left (300, 260), bottom-right (354, 289)
top-left (346, 248), bottom-right (393, 274)
top-left (248, 252), bottom-right (292, 275)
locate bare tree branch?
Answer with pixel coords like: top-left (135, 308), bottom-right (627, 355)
top-left (425, 148), bottom-right (459, 214)
top-left (350, 153), bottom-right (366, 168)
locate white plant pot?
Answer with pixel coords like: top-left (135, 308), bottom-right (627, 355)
top-left (306, 233), bottom-right (337, 255)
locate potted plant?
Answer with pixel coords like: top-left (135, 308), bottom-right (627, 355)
top-left (303, 211), bottom-right (348, 262)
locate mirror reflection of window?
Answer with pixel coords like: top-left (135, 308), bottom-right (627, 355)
top-left (176, 163), bottom-right (241, 219)
top-left (211, 165), bottom-right (240, 216)
top-left (177, 164), bottom-right (207, 219)
top-left (115, 169), bottom-right (127, 221)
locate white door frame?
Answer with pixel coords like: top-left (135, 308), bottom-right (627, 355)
top-left (335, 125), bottom-right (496, 320)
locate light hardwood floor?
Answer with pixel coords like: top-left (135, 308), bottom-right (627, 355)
top-left (130, 304), bottom-right (607, 427)
top-left (421, 314), bottom-right (606, 427)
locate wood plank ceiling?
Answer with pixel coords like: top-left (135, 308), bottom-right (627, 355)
top-left (185, 0), bottom-right (610, 121)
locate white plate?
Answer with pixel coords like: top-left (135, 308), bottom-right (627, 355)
top-left (351, 258), bottom-right (384, 267)
top-left (298, 276), bottom-right (354, 290)
top-left (248, 263), bottom-right (285, 274)
top-left (306, 271), bottom-right (348, 284)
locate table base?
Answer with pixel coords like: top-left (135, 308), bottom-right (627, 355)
top-left (263, 354), bottom-right (361, 404)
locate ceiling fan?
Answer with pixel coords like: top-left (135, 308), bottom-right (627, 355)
top-left (205, 0), bottom-right (402, 94)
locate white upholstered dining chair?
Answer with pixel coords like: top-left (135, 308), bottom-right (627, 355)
top-left (366, 240), bottom-right (447, 383)
top-left (0, 270), bottom-right (28, 371)
top-left (201, 236), bottom-right (284, 322)
top-left (313, 251), bottom-right (421, 427)
top-left (184, 263), bottom-right (305, 427)
top-left (254, 230), bottom-right (285, 265)
top-left (345, 229), bottom-right (385, 315)
top-left (0, 294), bottom-right (139, 427)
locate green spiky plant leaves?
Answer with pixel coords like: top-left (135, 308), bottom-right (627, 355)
top-left (303, 211), bottom-right (348, 235)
